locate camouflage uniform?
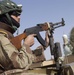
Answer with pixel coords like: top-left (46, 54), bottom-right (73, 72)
top-left (0, 28), bottom-right (35, 72)
top-left (0, 0), bottom-right (46, 74)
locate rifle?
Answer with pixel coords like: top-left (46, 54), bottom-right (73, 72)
top-left (10, 18), bottom-right (65, 50)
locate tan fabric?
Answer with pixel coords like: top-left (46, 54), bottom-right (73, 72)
top-left (0, 33), bottom-right (35, 70)
top-left (0, 29), bottom-right (14, 39)
top-left (0, 34), bottom-right (14, 70)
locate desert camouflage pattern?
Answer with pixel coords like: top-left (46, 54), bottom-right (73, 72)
top-left (0, 33), bottom-right (35, 72)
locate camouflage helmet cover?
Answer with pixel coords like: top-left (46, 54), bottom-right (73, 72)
top-left (0, 0), bottom-right (22, 15)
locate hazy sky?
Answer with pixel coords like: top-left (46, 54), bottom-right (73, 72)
top-left (12, 0), bottom-right (74, 60)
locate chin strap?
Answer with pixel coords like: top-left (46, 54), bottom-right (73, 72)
top-left (5, 13), bottom-right (17, 32)
top-left (16, 28), bottom-right (19, 35)
top-left (12, 25), bottom-right (17, 31)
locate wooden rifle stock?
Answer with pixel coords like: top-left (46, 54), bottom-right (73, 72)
top-left (10, 33), bottom-right (27, 50)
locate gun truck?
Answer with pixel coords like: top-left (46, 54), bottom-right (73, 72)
top-left (10, 18), bottom-right (65, 50)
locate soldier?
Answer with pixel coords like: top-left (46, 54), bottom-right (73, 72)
top-left (0, 0), bottom-right (49, 73)
top-left (62, 34), bottom-right (73, 56)
top-left (69, 27), bottom-right (74, 54)
top-left (62, 34), bottom-right (73, 64)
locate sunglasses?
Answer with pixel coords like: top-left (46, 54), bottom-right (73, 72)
top-left (11, 11), bottom-right (21, 17)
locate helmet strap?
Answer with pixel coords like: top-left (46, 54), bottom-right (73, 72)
top-left (16, 28), bottom-right (19, 35)
top-left (5, 13), bottom-right (17, 31)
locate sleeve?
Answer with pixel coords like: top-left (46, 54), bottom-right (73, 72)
top-left (0, 34), bottom-right (34, 70)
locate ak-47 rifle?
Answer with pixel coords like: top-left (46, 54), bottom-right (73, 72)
top-left (10, 18), bottom-right (65, 50)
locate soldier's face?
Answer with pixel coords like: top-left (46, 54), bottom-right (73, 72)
top-left (11, 15), bottom-right (20, 23)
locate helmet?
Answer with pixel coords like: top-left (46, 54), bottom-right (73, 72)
top-left (0, 0), bottom-right (22, 33)
top-left (0, 0), bottom-right (22, 15)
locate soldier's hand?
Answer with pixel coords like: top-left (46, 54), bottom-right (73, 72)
top-left (23, 34), bottom-right (36, 47)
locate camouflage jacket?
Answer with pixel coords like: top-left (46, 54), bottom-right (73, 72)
top-left (0, 29), bottom-right (35, 73)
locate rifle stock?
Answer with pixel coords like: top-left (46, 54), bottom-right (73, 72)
top-left (10, 33), bottom-right (27, 49)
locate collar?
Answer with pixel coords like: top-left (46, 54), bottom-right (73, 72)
top-left (0, 22), bottom-right (15, 34)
